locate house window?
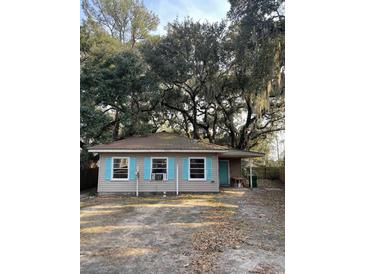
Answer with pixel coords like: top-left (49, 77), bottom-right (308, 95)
top-left (189, 157), bottom-right (206, 180)
top-left (151, 158), bottom-right (167, 181)
top-left (112, 157), bottom-right (129, 180)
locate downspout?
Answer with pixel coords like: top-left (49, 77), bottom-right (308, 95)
top-left (176, 164), bottom-right (179, 196)
top-left (136, 167), bottom-right (139, 197)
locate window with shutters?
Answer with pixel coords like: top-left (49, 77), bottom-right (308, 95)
top-left (112, 157), bottom-right (129, 180)
top-left (151, 157), bottom-right (168, 181)
top-left (189, 157), bottom-right (206, 180)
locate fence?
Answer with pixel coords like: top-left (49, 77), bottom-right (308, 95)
top-left (253, 166), bottom-right (285, 183)
top-left (80, 168), bottom-right (98, 191)
top-left (278, 167), bottom-right (285, 183)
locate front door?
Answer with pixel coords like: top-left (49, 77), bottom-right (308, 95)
top-left (219, 160), bottom-right (229, 186)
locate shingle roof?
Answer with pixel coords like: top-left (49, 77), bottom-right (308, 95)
top-left (220, 149), bottom-right (265, 158)
top-left (88, 132), bottom-right (228, 151)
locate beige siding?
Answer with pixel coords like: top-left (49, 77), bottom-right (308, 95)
top-left (229, 158), bottom-right (242, 178)
top-left (97, 153), bottom-right (219, 193)
top-left (219, 157), bottom-right (242, 178)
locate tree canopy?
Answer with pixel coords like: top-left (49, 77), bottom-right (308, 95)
top-left (80, 0), bottom-right (285, 167)
top-left (82, 0), bottom-right (159, 47)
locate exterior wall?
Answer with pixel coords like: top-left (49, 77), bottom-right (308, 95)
top-left (219, 158), bottom-right (242, 178)
top-left (97, 152), bottom-right (219, 193)
top-left (229, 158), bottom-right (242, 178)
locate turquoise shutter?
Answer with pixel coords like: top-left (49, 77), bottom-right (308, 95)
top-left (206, 157), bottom-right (213, 181)
top-left (168, 157), bottom-right (175, 180)
top-left (182, 158), bottom-right (188, 180)
top-left (144, 157), bottom-right (151, 180)
top-left (105, 157), bottom-right (112, 181)
top-left (129, 157), bottom-right (136, 180)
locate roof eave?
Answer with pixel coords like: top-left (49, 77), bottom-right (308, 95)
top-left (88, 149), bottom-right (228, 153)
top-left (219, 150), bottom-right (265, 158)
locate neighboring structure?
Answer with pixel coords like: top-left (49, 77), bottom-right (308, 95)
top-left (88, 132), bottom-right (263, 193)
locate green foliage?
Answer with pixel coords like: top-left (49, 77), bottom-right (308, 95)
top-left (80, 1), bottom-right (162, 168)
top-left (144, 19), bottom-right (225, 82)
top-left (81, 48), bottom-right (161, 137)
top-left (82, 0), bottom-right (159, 46)
top-left (80, 0), bottom-right (285, 168)
top-left (142, 14), bottom-right (284, 149)
top-left (142, 19), bottom-right (229, 139)
top-left (80, 18), bottom-right (124, 64)
top-left (129, 0), bottom-right (159, 47)
top-left (228, 0), bottom-right (285, 114)
top-left (80, 98), bottom-right (113, 144)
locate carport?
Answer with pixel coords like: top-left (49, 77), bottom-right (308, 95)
top-left (218, 149), bottom-right (264, 188)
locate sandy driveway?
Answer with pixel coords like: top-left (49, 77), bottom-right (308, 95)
top-left (80, 180), bottom-right (284, 273)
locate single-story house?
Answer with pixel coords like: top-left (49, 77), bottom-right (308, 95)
top-left (88, 132), bottom-right (264, 194)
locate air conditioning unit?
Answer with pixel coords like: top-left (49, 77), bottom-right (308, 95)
top-left (151, 173), bottom-right (166, 181)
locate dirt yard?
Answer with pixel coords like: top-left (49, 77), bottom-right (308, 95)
top-left (80, 180), bottom-right (284, 273)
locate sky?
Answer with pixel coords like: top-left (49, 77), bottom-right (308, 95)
top-left (143, 0), bottom-right (230, 35)
top-left (80, 0), bottom-right (231, 35)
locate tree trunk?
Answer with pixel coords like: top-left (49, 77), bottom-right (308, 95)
top-left (112, 111), bottom-right (120, 140)
top-left (212, 112), bottom-right (217, 143)
top-left (131, 30), bottom-right (136, 48)
top-left (192, 100), bottom-right (200, 139)
top-left (237, 96), bottom-right (254, 149)
top-left (230, 130), bottom-right (235, 147)
top-left (192, 121), bottom-right (200, 139)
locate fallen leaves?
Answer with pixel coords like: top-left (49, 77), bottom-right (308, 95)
top-left (249, 262), bottom-right (277, 274)
top-left (80, 182), bottom-right (285, 273)
top-left (187, 207), bottom-right (247, 273)
top-left (185, 185), bottom-right (284, 273)
top-left (192, 221), bottom-right (246, 253)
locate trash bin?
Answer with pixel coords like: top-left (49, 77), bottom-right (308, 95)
top-left (252, 175), bottom-right (257, 188)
